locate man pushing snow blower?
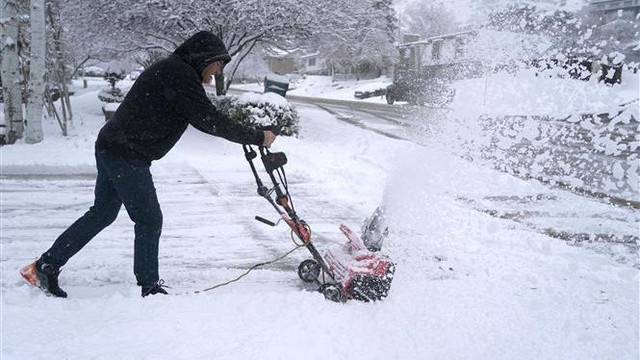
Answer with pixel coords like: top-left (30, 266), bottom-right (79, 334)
top-left (20, 31), bottom-right (277, 298)
top-left (20, 30), bottom-right (394, 301)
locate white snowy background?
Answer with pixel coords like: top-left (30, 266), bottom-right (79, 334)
top-left (1, 64), bottom-right (638, 359)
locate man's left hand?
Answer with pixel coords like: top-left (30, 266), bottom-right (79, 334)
top-left (263, 131), bottom-right (276, 148)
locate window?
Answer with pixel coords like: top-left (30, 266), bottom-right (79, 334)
top-left (455, 37), bottom-right (465, 58)
top-left (308, 58), bottom-right (316, 67)
top-left (432, 41), bottom-right (442, 61)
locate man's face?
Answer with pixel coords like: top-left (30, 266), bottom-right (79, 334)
top-left (202, 61), bottom-right (224, 84)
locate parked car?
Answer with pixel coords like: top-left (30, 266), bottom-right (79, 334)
top-left (386, 75), bottom-right (455, 106)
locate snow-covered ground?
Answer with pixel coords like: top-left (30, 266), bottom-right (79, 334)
top-left (1, 74), bottom-right (638, 359)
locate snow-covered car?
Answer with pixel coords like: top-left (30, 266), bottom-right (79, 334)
top-left (385, 76), bottom-right (455, 106)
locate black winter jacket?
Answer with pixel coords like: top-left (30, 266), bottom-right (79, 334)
top-left (96, 32), bottom-right (264, 161)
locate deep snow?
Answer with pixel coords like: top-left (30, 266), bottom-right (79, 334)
top-left (0, 73), bottom-right (638, 360)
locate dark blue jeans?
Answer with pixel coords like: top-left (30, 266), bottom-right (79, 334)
top-left (41, 146), bottom-right (163, 287)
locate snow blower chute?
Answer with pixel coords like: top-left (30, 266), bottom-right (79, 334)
top-left (243, 141), bottom-right (394, 302)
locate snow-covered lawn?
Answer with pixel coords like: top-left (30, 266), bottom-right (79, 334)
top-left (0, 75), bottom-right (638, 359)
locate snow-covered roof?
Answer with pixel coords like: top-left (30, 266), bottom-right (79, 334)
top-left (397, 30), bottom-right (478, 48)
top-left (264, 47), bottom-right (319, 59)
top-left (300, 52), bottom-right (320, 59)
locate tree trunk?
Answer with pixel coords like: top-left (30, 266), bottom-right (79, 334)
top-left (1, 0), bottom-right (25, 142)
top-left (214, 74), bottom-right (225, 96)
top-left (24, 0), bottom-right (46, 144)
top-left (46, 1), bottom-right (72, 130)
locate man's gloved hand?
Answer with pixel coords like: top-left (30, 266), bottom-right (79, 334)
top-left (261, 125), bottom-right (280, 148)
top-left (263, 130), bottom-right (276, 148)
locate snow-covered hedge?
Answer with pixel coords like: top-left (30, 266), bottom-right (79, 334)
top-left (208, 92), bottom-right (299, 136)
top-left (98, 88), bottom-right (126, 103)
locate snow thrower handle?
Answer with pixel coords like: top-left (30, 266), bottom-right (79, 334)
top-left (243, 144), bottom-right (311, 243)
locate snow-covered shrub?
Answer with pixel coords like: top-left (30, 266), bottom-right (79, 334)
top-left (98, 88), bottom-right (126, 103)
top-left (98, 71), bottom-right (127, 103)
top-left (208, 92), bottom-right (300, 136)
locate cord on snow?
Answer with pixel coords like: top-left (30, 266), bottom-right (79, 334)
top-left (194, 227), bottom-right (311, 294)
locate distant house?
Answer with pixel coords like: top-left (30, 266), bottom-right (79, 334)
top-left (264, 48), bottom-right (302, 75)
top-left (588, 0), bottom-right (640, 15)
top-left (396, 29), bottom-right (552, 80)
top-left (263, 48), bottom-right (327, 75)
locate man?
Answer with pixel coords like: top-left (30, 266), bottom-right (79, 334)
top-left (20, 31), bottom-right (277, 298)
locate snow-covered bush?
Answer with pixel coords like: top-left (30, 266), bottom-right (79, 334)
top-left (98, 88), bottom-right (126, 103)
top-left (208, 92), bottom-right (300, 136)
top-left (98, 71), bottom-right (127, 103)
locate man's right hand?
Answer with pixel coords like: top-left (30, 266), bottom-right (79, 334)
top-left (263, 131), bottom-right (276, 148)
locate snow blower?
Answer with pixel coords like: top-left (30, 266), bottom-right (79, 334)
top-left (243, 141), bottom-right (394, 302)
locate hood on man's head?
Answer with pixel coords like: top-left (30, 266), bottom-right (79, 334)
top-left (174, 31), bottom-right (232, 78)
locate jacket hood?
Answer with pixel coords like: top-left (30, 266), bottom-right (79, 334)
top-left (173, 31), bottom-right (232, 79)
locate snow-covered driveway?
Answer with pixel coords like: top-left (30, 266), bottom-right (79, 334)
top-left (1, 98), bottom-right (637, 359)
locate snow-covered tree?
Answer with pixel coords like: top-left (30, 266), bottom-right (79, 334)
top-left (58, 0), bottom-right (399, 86)
top-left (399, 2), bottom-right (459, 39)
top-left (582, 10), bottom-right (639, 64)
top-left (314, 0), bottom-right (398, 78)
top-left (24, 0), bottom-right (46, 144)
top-left (487, 4), bottom-right (585, 53)
top-left (486, 3), bottom-right (639, 65)
top-left (58, 0), bottom-right (321, 93)
top-left (1, 0), bottom-right (25, 142)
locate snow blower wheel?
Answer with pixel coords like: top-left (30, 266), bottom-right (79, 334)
top-left (297, 259), bottom-right (321, 283)
top-left (319, 283), bottom-right (346, 302)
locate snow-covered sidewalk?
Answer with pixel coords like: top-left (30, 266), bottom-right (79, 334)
top-left (1, 85), bottom-right (638, 359)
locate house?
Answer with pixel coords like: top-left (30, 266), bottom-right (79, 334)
top-left (588, 0), bottom-right (640, 15)
top-left (263, 48), bottom-right (327, 75)
top-left (264, 48), bottom-right (301, 75)
top-left (299, 52), bottom-right (326, 75)
top-left (395, 29), bottom-right (552, 80)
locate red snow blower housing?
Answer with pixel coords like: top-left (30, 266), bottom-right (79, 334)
top-left (243, 139), bottom-right (394, 302)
